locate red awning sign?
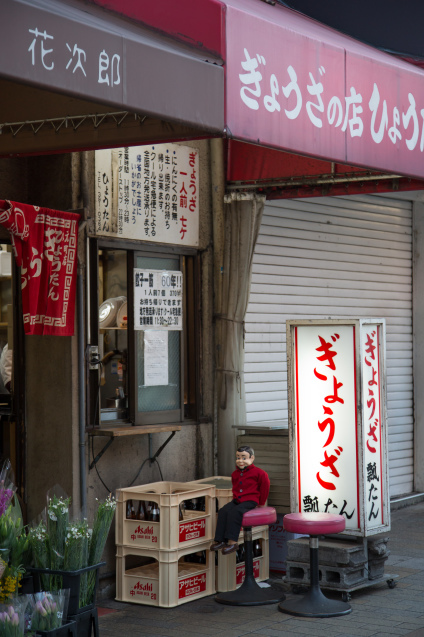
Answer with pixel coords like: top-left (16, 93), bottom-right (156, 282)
top-left (225, 0), bottom-right (424, 179)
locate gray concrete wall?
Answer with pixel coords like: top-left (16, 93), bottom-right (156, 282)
top-left (413, 201), bottom-right (424, 492)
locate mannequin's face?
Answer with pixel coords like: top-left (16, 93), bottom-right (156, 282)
top-left (236, 451), bottom-right (255, 469)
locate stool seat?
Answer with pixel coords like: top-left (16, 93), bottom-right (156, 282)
top-left (278, 511), bottom-right (351, 618)
top-left (242, 506), bottom-right (277, 527)
top-left (284, 512), bottom-right (345, 535)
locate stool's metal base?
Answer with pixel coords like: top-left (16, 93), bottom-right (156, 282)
top-left (216, 575), bottom-right (285, 606)
top-left (279, 535), bottom-right (352, 617)
top-left (215, 526), bottom-right (285, 606)
top-left (278, 585), bottom-right (351, 617)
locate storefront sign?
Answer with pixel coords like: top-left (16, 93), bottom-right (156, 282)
top-left (134, 269), bottom-right (183, 331)
top-left (287, 319), bottom-right (389, 537)
top-left (0, 1), bottom-right (224, 134)
top-left (226, 3), bottom-right (424, 179)
top-left (95, 144), bottom-right (199, 246)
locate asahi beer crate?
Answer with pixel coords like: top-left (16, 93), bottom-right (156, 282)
top-left (116, 541), bottom-right (215, 607)
top-left (116, 481), bottom-right (215, 550)
top-left (187, 476), bottom-right (233, 510)
top-left (216, 526), bottom-right (269, 593)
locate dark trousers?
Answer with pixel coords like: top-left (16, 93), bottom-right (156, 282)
top-left (214, 500), bottom-right (257, 542)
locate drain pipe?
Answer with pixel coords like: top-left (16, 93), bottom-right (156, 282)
top-left (77, 264), bottom-right (87, 518)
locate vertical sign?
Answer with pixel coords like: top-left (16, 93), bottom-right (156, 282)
top-left (361, 324), bottom-right (384, 529)
top-left (95, 144), bottom-right (199, 246)
top-left (134, 269), bottom-right (183, 330)
top-left (293, 324), bottom-right (359, 531)
top-left (288, 319), bottom-right (390, 537)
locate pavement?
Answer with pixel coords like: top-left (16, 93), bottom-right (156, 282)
top-left (98, 500), bottom-right (424, 637)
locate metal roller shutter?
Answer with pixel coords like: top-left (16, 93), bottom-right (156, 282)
top-left (245, 194), bottom-right (413, 498)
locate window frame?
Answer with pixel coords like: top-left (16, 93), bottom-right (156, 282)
top-left (87, 237), bottom-right (200, 429)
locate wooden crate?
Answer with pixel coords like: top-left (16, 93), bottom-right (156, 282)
top-left (216, 526), bottom-right (269, 593)
top-left (116, 541), bottom-right (215, 607)
top-left (116, 481), bottom-right (215, 550)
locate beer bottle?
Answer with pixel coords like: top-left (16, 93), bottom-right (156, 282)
top-left (137, 500), bottom-right (146, 520)
top-left (253, 540), bottom-right (262, 557)
top-left (179, 503), bottom-right (184, 521)
top-left (150, 501), bottom-right (160, 522)
top-left (126, 500), bottom-right (136, 519)
top-left (145, 501), bottom-right (153, 520)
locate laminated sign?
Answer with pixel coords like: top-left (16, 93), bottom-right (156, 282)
top-left (286, 319), bottom-right (390, 537)
top-left (134, 269), bottom-right (183, 330)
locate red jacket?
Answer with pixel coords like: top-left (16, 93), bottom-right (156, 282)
top-left (231, 464), bottom-right (270, 506)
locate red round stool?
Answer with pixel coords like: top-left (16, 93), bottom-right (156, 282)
top-left (215, 506), bottom-right (285, 606)
top-left (278, 512), bottom-right (352, 617)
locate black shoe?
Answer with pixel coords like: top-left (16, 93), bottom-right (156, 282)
top-left (221, 543), bottom-right (238, 555)
top-left (210, 541), bottom-right (226, 551)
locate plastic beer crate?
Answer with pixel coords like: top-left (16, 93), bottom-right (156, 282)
top-left (187, 476), bottom-right (232, 510)
top-left (116, 541), bottom-right (215, 607)
top-left (216, 526), bottom-right (269, 593)
top-left (116, 481), bottom-right (215, 550)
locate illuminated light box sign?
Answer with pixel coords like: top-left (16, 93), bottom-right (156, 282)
top-left (286, 319), bottom-right (390, 537)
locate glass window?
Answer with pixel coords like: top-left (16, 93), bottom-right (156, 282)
top-left (94, 245), bottom-right (198, 427)
top-left (98, 249), bottom-right (128, 423)
top-left (135, 255), bottom-right (181, 423)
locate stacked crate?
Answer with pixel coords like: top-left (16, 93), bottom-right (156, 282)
top-left (189, 477), bottom-right (270, 592)
top-left (115, 481), bottom-right (216, 607)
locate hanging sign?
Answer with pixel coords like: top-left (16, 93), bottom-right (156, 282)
top-left (95, 144), bottom-right (199, 246)
top-left (134, 269), bottom-right (183, 331)
top-left (0, 200), bottom-right (78, 336)
top-left (286, 319), bottom-right (389, 537)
